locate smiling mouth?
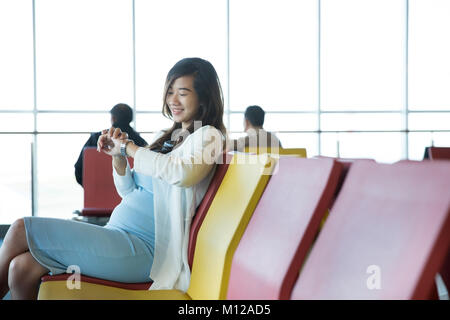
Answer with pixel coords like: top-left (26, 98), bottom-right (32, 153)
top-left (171, 108), bottom-right (184, 115)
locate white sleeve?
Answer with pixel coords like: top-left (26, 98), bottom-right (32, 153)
top-left (112, 159), bottom-right (137, 198)
top-left (133, 126), bottom-right (223, 188)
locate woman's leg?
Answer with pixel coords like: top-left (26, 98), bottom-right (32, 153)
top-left (8, 252), bottom-right (49, 300)
top-left (0, 218), bottom-right (29, 298)
top-left (2, 216), bottom-right (154, 299)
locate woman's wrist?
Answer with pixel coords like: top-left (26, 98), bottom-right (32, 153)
top-left (112, 154), bottom-right (126, 160)
top-left (125, 141), bottom-right (139, 158)
top-left (112, 154), bottom-right (127, 176)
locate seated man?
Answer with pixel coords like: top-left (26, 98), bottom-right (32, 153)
top-left (229, 105), bottom-right (282, 152)
top-left (74, 103), bottom-right (148, 187)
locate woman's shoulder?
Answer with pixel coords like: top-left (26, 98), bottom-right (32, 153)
top-left (190, 125), bottom-right (223, 141)
top-left (196, 125), bottom-right (221, 134)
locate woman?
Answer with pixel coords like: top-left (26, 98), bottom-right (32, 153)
top-left (0, 57), bottom-right (226, 299)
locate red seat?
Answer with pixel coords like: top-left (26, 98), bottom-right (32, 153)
top-left (80, 147), bottom-right (133, 217)
top-left (429, 147), bottom-right (450, 160)
top-left (291, 160), bottom-right (450, 299)
top-left (42, 153), bottom-right (231, 290)
top-left (424, 147), bottom-right (450, 294)
top-left (226, 157), bottom-right (343, 299)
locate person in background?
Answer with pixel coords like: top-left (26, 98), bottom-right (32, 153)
top-left (228, 105), bottom-right (282, 152)
top-left (74, 103), bottom-right (148, 187)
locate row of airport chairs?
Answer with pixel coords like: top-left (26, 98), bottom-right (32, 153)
top-left (39, 146), bottom-right (450, 299)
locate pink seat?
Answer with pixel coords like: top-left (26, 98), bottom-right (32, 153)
top-left (424, 147), bottom-right (450, 293)
top-left (226, 157), bottom-right (343, 299)
top-left (291, 160), bottom-right (450, 299)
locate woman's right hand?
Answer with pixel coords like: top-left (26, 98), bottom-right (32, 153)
top-left (97, 127), bottom-right (129, 156)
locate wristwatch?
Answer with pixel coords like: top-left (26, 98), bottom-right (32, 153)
top-left (120, 140), bottom-right (134, 157)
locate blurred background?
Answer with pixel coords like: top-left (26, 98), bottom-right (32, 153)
top-left (0, 0), bottom-right (449, 223)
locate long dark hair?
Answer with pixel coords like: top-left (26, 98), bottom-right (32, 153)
top-left (149, 58), bottom-right (227, 153)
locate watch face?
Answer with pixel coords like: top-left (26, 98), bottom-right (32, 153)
top-left (120, 142), bottom-right (127, 156)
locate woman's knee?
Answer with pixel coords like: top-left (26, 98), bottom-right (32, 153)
top-left (8, 255), bottom-right (28, 287)
top-left (7, 218), bottom-right (25, 239)
top-left (3, 218), bottom-right (27, 249)
top-left (8, 252), bottom-right (49, 287)
top-left (8, 253), bottom-right (45, 288)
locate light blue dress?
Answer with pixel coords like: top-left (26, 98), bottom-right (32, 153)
top-left (23, 172), bottom-right (155, 283)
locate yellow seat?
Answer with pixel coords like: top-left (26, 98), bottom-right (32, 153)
top-left (245, 146), bottom-right (307, 158)
top-left (38, 153), bottom-right (275, 300)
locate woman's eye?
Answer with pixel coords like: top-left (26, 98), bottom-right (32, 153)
top-left (179, 94), bottom-right (187, 97)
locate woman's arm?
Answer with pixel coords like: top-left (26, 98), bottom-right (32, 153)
top-left (97, 127), bottom-right (136, 197)
top-left (112, 155), bottom-right (127, 176)
top-left (133, 126), bottom-right (223, 188)
top-left (112, 158), bottom-right (136, 198)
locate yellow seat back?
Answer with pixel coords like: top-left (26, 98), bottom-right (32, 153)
top-left (187, 153), bottom-right (275, 300)
top-left (245, 147), bottom-right (307, 158)
top-left (279, 147), bottom-right (307, 157)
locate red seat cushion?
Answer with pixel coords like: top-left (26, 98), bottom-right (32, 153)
top-left (40, 274), bottom-right (151, 290)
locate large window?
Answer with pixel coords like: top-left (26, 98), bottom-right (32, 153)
top-left (35, 0), bottom-right (133, 110)
top-left (135, 0), bottom-right (227, 132)
top-left (409, 0), bottom-right (450, 110)
top-left (0, 0), bottom-right (34, 110)
top-left (0, 0), bottom-right (449, 223)
top-left (0, 136), bottom-right (33, 224)
top-left (229, 0), bottom-right (318, 111)
top-left (321, 0), bottom-right (405, 110)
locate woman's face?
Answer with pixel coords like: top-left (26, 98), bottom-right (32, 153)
top-left (166, 75), bottom-right (200, 130)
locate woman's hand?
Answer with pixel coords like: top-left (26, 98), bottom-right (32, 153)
top-left (97, 127), bottom-right (129, 157)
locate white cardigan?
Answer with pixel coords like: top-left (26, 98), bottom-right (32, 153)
top-left (112, 125), bottom-right (224, 291)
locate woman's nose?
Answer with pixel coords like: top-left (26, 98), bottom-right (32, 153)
top-left (167, 93), bottom-right (179, 105)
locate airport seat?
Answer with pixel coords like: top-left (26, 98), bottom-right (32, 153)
top-left (73, 147), bottom-right (134, 225)
top-left (226, 157), bottom-right (343, 299)
top-left (278, 148), bottom-right (308, 158)
top-left (291, 160), bottom-right (450, 299)
top-left (40, 153), bottom-right (232, 292)
top-left (38, 153), bottom-right (275, 300)
top-left (428, 146), bottom-right (450, 160)
top-left (245, 146), bottom-right (307, 158)
top-left (188, 153), bottom-right (232, 268)
top-left (423, 147), bottom-right (450, 293)
top-left (314, 157), bottom-right (375, 207)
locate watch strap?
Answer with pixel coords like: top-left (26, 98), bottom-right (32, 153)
top-left (120, 140), bottom-right (133, 157)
